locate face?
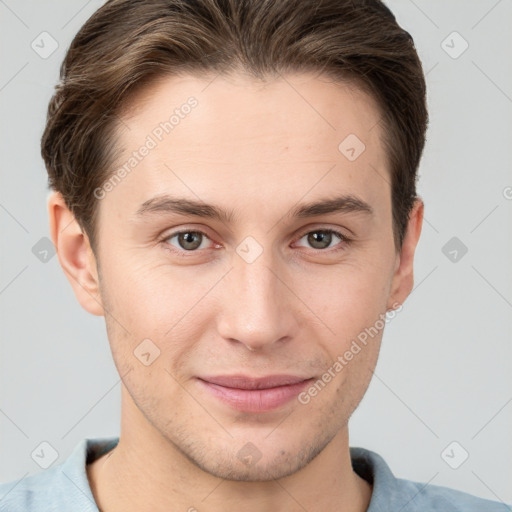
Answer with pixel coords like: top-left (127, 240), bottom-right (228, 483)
top-left (64, 72), bottom-right (420, 481)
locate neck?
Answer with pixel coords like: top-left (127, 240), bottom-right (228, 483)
top-left (87, 387), bottom-right (372, 512)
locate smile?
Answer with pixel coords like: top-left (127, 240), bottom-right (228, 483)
top-left (196, 374), bottom-right (315, 413)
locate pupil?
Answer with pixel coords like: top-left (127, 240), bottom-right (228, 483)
top-left (180, 232), bottom-right (201, 250)
top-left (309, 231), bottom-right (331, 249)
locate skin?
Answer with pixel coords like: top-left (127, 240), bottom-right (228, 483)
top-left (48, 71), bottom-right (423, 512)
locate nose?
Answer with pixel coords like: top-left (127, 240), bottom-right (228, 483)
top-left (216, 247), bottom-right (298, 352)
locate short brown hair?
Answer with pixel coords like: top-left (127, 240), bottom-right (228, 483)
top-left (42, 0), bottom-right (428, 254)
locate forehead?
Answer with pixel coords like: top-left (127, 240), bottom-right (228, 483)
top-left (103, 71), bottom-right (388, 221)
top-left (120, 71), bottom-right (383, 148)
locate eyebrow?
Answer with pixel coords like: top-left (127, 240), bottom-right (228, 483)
top-left (134, 193), bottom-right (374, 223)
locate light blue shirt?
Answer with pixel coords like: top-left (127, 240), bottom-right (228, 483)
top-left (0, 437), bottom-right (510, 511)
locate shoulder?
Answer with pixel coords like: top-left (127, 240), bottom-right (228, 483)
top-left (393, 476), bottom-right (511, 512)
top-left (350, 446), bottom-right (511, 512)
top-left (0, 465), bottom-right (72, 512)
top-left (0, 437), bottom-right (118, 512)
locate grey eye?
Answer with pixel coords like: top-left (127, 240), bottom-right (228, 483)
top-left (297, 230), bottom-right (343, 250)
top-left (168, 231), bottom-right (209, 251)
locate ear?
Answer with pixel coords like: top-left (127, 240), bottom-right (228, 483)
top-left (387, 197), bottom-right (424, 310)
top-left (47, 191), bottom-right (104, 316)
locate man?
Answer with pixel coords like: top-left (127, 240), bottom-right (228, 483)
top-left (0, 0), bottom-right (509, 511)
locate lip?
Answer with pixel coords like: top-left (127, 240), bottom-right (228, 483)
top-left (197, 374), bottom-right (314, 412)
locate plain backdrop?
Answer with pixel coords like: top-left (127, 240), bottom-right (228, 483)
top-left (1, 0), bottom-right (511, 505)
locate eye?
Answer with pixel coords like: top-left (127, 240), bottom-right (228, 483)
top-left (161, 227), bottom-right (351, 257)
top-left (164, 230), bottom-right (214, 253)
top-left (294, 228), bottom-right (350, 251)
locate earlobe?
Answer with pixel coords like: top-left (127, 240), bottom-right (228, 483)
top-left (386, 197), bottom-right (424, 310)
top-left (47, 191), bottom-right (104, 317)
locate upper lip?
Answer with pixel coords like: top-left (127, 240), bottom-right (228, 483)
top-left (198, 374), bottom-right (312, 390)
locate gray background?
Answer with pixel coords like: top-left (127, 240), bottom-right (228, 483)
top-left (1, 0), bottom-right (511, 504)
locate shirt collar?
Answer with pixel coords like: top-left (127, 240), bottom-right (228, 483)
top-left (67, 438), bottom-right (402, 511)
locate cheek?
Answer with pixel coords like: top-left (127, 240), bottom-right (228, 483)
top-left (100, 250), bottom-right (203, 323)
top-left (311, 261), bottom-right (390, 324)
top-left (99, 253), bottom-right (219, 368)
top-left (100, 238), bottom-right (392, 353)
top-left (301, 255), bottom-right (390, 374)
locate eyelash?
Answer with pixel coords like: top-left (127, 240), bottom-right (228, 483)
top-left (160, 227), bottom-right (352, 257)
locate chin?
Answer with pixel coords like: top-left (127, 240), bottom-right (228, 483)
top-left (177, 433), bottom-right (328, 482)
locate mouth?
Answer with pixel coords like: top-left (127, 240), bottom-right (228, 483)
top-left (196, 374), bottom-right (314, 413)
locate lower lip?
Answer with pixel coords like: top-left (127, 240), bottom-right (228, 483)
top-left (197, 378), bottom-right (313, 413)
